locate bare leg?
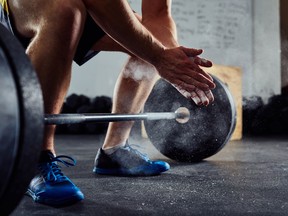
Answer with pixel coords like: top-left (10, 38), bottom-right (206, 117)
top-left (103, 58), bottom-right (159, 148)
top-left (89, 10), bottom-right (177, 149)
top-left (88, 9), bottom-right (159, 149)
top-left (8, 0), bottom-right (87, 153)
top-left (91, 33), bottom-right (170, 176)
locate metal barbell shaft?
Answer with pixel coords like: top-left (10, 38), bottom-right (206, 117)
top-left (44, 106), bottom-right (191, 125)
top-left (44, 112), bottom-right (176, 125)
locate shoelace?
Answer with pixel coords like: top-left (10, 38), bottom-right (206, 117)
top-left (39, 155), bottom-right (76, 182)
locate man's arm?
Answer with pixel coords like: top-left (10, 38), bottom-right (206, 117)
top-left (84, 0), bottom-right (164, 65)
top-left (141, 0), bottom-right (178, 47)
top-left (83, 0), bottom-right (215, 92)
top-left (141, 0), bottom-right (214, 105)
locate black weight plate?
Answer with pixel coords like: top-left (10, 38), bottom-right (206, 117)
top-left (0, 45), bottom-right (20, 200)
top-left (144, 76), bottom-right (236, 162)
top-left (0, 24), bottom-right (44, 215)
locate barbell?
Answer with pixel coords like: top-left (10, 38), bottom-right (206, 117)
top-left (0, 23), bottom-right (236, 215)
top-left (44, 107), bottom-right (190, 125)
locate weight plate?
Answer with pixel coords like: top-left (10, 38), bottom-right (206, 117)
top-left (0, 24), bottom-right (44, 215)
top-left (0, 45), bottom-right (20, 200)
top-left (144, 76), bottom-right (236, 162)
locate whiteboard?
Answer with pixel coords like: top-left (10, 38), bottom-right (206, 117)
top-left (129, 0), bottom-right (253, 75)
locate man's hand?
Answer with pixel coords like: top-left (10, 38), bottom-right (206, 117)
top-left (176, 87), bottom-right (214, 106)
top-left (154, 46), bottom-right (215, 105)
top-left (184, 55), bottom-right (215, 106)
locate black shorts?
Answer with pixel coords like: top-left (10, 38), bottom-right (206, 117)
top-left (2, 3), bottom-right (106, 66)
top-left (73, 14), bottom-right (106, 65)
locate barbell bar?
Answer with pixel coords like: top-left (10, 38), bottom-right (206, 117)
top-left (44, 107), bottom-right (190, 125)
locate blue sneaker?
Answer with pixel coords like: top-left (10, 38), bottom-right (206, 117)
top-left (93, 143), bottom-right (170, 176)
top-left (26, 152), bottom-right (84, 207)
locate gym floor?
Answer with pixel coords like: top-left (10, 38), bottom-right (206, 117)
top-left (11, 134), bottom-right (288, 216)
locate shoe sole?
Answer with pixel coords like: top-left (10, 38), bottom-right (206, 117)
top-left (93, 165), bottom-right (169, 176)
top-left (26, 189), bottom-right (84, 207)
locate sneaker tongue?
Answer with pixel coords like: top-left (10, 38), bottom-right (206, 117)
top-left (38, 150), bottom-right (54, 163)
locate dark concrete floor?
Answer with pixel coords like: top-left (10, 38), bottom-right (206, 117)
top-left (11, 135), bottom-right (288, 216)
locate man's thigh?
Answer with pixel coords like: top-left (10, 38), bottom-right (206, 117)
top-left (8, 0), bottom-right (53, 35)
top-left (8, 0), bottom-right (95, 65)
top-left (8, 0), bottom-right (138, 65)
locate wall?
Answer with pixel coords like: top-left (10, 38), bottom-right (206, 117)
top-left (252, 0), bottom-right (281, 101)
top-left (70, 52), bottom-right (127, 98)
top-left (68, 0), bottom-right (281, 102)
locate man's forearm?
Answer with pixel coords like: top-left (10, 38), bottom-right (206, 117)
top-left (141, 0), bottom-right (178, 48)
top-left (84, 0), bottom-right (165, 65)
top-left (143, 15), bottom-right (178, 49)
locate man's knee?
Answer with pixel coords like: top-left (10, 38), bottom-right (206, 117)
top-left (123, 57), bottom-right (159, 82)
top-left (9, 0), bottom-right (87, 38)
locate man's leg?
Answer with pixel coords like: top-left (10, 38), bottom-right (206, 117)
top-left (93, 55), bottom-right (168, 176)
top-left (9, 0), bottom-right (87, 153)
top-left (8, 0), bottom-right (87, 206)
top-left (103, 57), bottom-right (159, 148)
top-left (89, 24), bottom-right (169, 176)
top-left (85, 12), bottom-right (159, 150)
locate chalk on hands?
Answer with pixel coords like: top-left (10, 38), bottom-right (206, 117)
top-left (190, 57), bottom-right (212, 67)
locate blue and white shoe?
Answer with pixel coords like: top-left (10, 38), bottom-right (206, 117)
top-left (93, 143), bottom-right (170, 176)
top-left (26, 151), bottom-right (84, 207)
